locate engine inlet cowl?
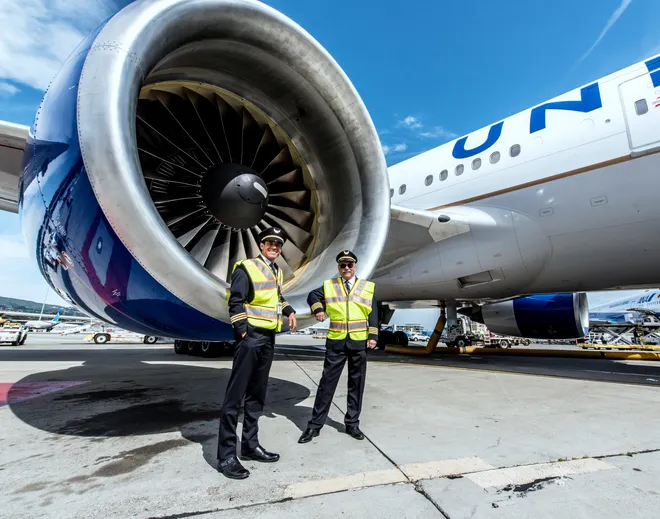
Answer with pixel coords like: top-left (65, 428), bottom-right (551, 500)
top-left (76, 0), bottom-right (390, 325)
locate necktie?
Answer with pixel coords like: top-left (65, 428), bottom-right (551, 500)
top-left (344, 279), bottom-right (351, 293)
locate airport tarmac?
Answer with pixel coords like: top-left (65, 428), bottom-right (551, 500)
top-left (2, 334), bottom-right (660, 518)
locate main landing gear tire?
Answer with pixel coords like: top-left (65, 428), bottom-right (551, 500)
top-left (393, 331), bottom-right (409, 347)
top-left (174, 340), bottom-right (186, 354)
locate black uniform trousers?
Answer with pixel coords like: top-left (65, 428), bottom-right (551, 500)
top-left (307, 341), bottom-right (367, 430)
top-left (217, 326), bottom-right (275, 461)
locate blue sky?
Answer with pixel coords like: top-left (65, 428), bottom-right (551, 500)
top-left (0, 0), bottom-right (658, 320)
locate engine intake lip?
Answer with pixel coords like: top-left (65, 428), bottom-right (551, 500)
top-left (77, 0), bottom-right (390, 323)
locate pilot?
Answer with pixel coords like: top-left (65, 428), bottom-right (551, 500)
top-left (216, 226), bottom-right (297, 480)
top-left (298, 250), bottom-right (378, 444)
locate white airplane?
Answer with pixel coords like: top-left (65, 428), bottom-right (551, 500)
top-left (23, 309), bottom-right (64, 331)
top-left (0, 0), bottom-right (659, 345)
top-left (589, 289), bottom-right (660, 324)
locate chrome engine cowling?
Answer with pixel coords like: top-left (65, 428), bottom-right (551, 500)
top-left (77, 0), bottom-right (390, 324)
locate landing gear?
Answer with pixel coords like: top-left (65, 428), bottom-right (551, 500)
top-left (385, 304), bottom-right (447, 355)
top-left (173, 340), bottom-right (234, 357)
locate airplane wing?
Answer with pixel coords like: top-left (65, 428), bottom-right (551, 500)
top-left (0, 120), bottom-right (29, 213)
top-left (375, 205), bottom-right (470, 278)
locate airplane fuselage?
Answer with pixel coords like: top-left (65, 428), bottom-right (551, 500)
top-left (376, 56), bottom-right (660, 303)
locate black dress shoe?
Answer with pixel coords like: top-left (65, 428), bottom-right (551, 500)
top-left (345, 425), bottom-right (365, 440)
top-left (298, 428), bottom-right (320, 443)
top-left (217, 456), bottom-right (250, 479)
top-left (240, 445), bottom-right (280, 463)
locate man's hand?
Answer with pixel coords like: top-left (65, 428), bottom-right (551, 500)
top-left (315, 311), bottom-right (327, 322)
top-left (367, 339), bottom-right (377, 349)
top-left (289, 313), bottom-right (297, 331)
top-left (241, 332), bottom-right (247, 338)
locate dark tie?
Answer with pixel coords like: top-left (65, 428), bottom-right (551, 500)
top-left (344, 279), bottom-right (351, 293)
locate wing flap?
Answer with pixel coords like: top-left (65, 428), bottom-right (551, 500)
top-left (0, 121), bottom-right (29, 213)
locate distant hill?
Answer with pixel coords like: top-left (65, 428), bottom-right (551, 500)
top-left (0, 296), bottom-right (85, 317)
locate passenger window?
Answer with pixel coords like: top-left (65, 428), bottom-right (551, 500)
top-left (490, 151), bottom-right (500, 164)
top-left (510, 144), bottom-right (521, 157)
top-left (440, 169), bottom-right (448, 181)
top-left (390, 188), bottom-right (394, 198)
top-left (399, 184), bottom-right (406, 195)
top-left (425, 175), bottom-right (433, 186)
top-left (635, 99), bottom-right (648, 115)
top-left (455, 164), bottom-right (464, 176)
top-left (472, 158), bottom-right (481, 170)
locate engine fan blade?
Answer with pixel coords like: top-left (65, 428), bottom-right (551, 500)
top-left (251, 126), bottom-right (280, 173)
top-left (267, 204), bottom-right (314, 231)
top-left (176, 217), bottom-right (213, 247)
top-left (206, 229), bottom-right (232, 282)
top-left (280, 239), bottom-right (306, 270)
top-left (189, 225), bottom-right (220, 265)
top-left (267, 168), bottom-right (302, 185)
top-left (215, 94), bottom-right (241, 164)
top-left (243, 228), bottom-right (260, 258)
top-left (154, 90), bottom-right (214, 167)
top-left (183, 87), bottom-right (223, 164)
top-left (240, 108), bottom-right (261, 166)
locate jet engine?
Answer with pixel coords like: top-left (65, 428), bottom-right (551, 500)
top-left (19, 0), bottom-right (390, 338)
top-left (459, 293), bottom-right (589, 339)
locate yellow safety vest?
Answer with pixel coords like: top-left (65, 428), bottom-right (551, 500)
top-left (323, 277), bottom-right (375, 341)
top-left (231, 258), bottom-right (284, 332)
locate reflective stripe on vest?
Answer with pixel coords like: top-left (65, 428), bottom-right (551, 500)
top-left (232, 258), bottom-right (283, 332)
top-left (324, 277), bottom-right (375, 341)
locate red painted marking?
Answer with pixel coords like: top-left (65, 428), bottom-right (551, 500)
top-left (0, 381), bottom-right (88, 407)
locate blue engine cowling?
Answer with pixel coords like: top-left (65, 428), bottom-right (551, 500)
top-left (18, 25), bottom-right (235, 341)
top-left (460, 293), bottom-right (589, 339)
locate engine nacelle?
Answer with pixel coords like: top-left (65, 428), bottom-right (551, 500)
top-left (18, 0), bottom-right (390, 339)
top-left (460, 293), bottom-right (589, 339)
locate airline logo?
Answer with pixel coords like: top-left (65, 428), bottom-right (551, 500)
top-left (452, 57), bottom-right (660, 161)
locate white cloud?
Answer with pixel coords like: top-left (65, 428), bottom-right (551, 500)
top-left (577, 0), bottom-right (633, 64)
top-left (0, 81), bottom-right (19, 96)
top-left (0, 0), bottom-right (119, 91)
top-left (419, 126), bottom-right (458, 140)
top-left (401, 116), bottom-right (422, 129)
top-left (0, 233), bottom-right (28, 259)
top-left (382, 143), bottom-right (407, 156)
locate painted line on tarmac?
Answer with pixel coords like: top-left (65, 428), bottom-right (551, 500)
top-left (284, 457), bottom-right (497, 499)
top-left (367, 359), bottom-right (660, 388)
top-left (284, 468), bottom-right (407, 499)
top-left (283, 456), bottom-right (613, 500)
top-left (465, 458), bottom-right (614, 489)
top-left (399, 456), bottom-right (495, 481)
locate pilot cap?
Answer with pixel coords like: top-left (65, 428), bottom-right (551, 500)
top-left (336, 250), bottom-right (357, 263)
top-left (258, 226), bottom-right (286, 245)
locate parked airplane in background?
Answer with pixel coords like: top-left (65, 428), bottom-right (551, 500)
top-left (0, 0), bottom-right (659, 346)
top-left (23, 309), bottom-right (63, 331)
top-left (589, 290), bottom-right (660, 324)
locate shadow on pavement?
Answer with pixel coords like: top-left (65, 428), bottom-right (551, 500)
top-left (6, 351), bottom-right (345, 470)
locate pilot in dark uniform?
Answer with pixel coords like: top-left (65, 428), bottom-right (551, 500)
top-left (298, 250), bottom-right (378, 443)
top-left (216, 226), bottom-right (297, 479)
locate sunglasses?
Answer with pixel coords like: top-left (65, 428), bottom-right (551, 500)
top-left (339, 262), bottom-right (355, 269)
